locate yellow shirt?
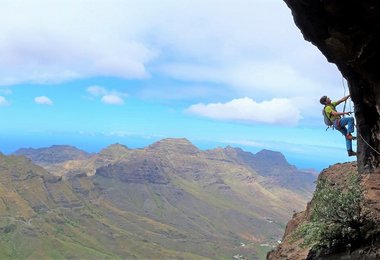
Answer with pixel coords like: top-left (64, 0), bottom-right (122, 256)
top-left (325, 101), bottom-right (340, 122)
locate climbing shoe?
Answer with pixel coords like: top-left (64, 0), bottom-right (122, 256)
top-left (348, 150), bottom-right (357, 157)
top-left (346, 133), bottom-right (356, 140)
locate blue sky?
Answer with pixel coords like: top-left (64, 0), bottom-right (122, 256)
top-left (0, 0), bottom-right (355, 171)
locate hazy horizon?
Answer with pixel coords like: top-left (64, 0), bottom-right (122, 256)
top-left (1, 134), bottom-right (328, 171)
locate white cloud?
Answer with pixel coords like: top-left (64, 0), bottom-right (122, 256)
top-left (0, 1), bottom-right (341, 92)
top-left (158, 62), bottom-right (326, 99)
top-left (187, 97), bottom-right (301, 126)
top-left (147, 0), bottom-right (342, 96)
top-left (0, 96), bottom-right (9, 106)
top-left (101, 94), bottom-right (124, 105)
top-left (0, 1), bottom-right (157, 86)
top-left (87, 85), bottom-right (127, 105)
top-left (86, 86), bottom-right (108, 96)
top-left (34, 96), bottom-right (53, 105)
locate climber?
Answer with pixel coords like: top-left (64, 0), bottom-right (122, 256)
top-left (320, 94), bottom-right (357, 157)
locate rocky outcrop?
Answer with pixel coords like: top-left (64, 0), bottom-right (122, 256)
top-left (147, 138), bottom-right (200, 155)
top-left (283, 0), bottom-right (380, 172)
top-left (15, 145), bottom-right (92, 165)
top-left (95, 158), bottom-right (169, 184)
top-left (98, 143), bottom-right (130, 160)
top-left (267, 162), bottom-right (380, 259)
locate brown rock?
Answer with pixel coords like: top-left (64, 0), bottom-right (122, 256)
top-left (267, 163), bottom-right (353, 258)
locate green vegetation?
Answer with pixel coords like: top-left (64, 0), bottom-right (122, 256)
top-left (294, 171), bottom-right (374, 250)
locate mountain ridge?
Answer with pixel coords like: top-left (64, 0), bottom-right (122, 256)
top-left (14, 139), bottom-right (317, 194)
top-left (7, 138), bottom-right (317, 259)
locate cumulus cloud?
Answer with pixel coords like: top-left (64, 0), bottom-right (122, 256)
top-left (86, 85), bottom-right (127, 105)
top-left (86, 86), bottom-right (108, 97)
top-left (101, 94), bottom-right (124, 105)
top-left (187, 97), bottom-right (301, 126)
top-left (147, 0), bottom-right (342, 99)
top-left (0, 1), bottom-right (157, 86)
top-left (158, 62), bottom-right (326, 99)
top-left (0, 1), bottom-right (341, 93)
top-left (0, 96), bottom-right (9, 106)
top-left (34, 96), bottom-right (53, 105)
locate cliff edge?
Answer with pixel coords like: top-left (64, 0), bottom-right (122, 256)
top-left (268, 162), bottom-right (380, 259)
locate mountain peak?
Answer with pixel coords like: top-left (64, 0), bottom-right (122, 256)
top-left (14, 145), bottom-right (91, 164)
top-left (99, 143), bottom-right (130, 157)
top-left (255, 149), bottom-right (288, 164)
top-left (205, 145), bottom-right (245, 161)
top-left (148, 138), bottom-right (199, 154)
top-left (101, 143), bottom-right (129, 151)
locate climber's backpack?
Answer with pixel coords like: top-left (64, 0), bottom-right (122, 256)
top-left (322, 105), bottom-right (335, 130)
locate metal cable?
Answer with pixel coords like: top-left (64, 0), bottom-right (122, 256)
top-left (342, 76), bottom-right (347, 96)
top-left (342, 77), bottom-right (347, 115)
top-left (358, 132), bottom-right (380, 156)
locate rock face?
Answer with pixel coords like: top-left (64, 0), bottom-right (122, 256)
top-left (95, 159), bottom-right (169, 184)
top-left (283, 0), bottom-right (380, 172)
